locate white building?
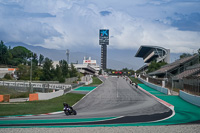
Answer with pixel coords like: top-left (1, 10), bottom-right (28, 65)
top-left (74, 57), bottom-right (100, 75)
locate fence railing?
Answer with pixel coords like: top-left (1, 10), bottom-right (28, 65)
top-left (0, 81), bottom-right (72, 93)
top-left (140, 75), bottom-right (162, 86)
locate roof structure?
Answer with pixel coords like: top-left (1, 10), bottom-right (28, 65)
top-left (149, 54), bottom-right (199, 76)
top-left (135, 45), bottom-right (170, 63)
top-left (174, 64), bottom-right (200, 80)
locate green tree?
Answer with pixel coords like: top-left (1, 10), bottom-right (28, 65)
top-left (70, 63), bottom-right (77, 77)
top-left (41, 58), bottom-right (54, 81)
top-left (59, 60), bottom-right (69, 78)
top-left (0, 40), bottom-right (8, 65)
top-left (32, 53), bottom-right (38, 66)
top-left (10, 46), bottom-right (31, 65)
top-left (4, 73), bottom-right (13, 80)
top-left (147, 61), bottom-right (167, 73)
top-left (32, 63), bottom-right (42, 80)
top-left (180, 53), bottom-right (192, 59)
top-left (39, 54), bottom-right (44, 66)
top-left (17, 64), bottom-right (30, 80)
top-left (55, 64), bottom-right (64, 82)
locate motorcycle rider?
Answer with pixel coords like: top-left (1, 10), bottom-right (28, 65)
top-left (63, 102), bottom-right (73, 110)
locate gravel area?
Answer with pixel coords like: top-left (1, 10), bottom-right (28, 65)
top-left (0, 125), bottom-right (200, 133)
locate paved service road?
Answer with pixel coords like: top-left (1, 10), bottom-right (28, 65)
top-left (0, 76), bottom-right (172, 126)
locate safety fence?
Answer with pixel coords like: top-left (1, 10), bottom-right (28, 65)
top-left (140, 75), bottom-right (163, 86)
top-left (0, 81), bottom-right (72, 93)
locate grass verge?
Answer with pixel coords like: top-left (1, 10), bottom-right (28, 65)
top-left (0, 93), bottom-right (85, 116)
top-left (87, 76), bottom-right (102, 86)
top-left (129, 77), bottom-right (142, 84)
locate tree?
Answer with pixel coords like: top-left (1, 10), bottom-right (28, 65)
top-left (17, 64), bottom-right (30, 80)
top-left (10, 46), bottom-right (31, 65)
top-left (32, 53), bottom-right (38, 66)
top-left (55, 64), bottom-right (63, 82)
top-left (180, 53), bottom-right (192, 59)
top-left (59, 60), bottom-right (69, 78)
top-left (147, 61), bottom-right (167, 73)
top-left (70, 63), bottom-right (77, 77)
top-left (0, 40), bottom-right (8, 65)
top-left (39, 54), bottom-right (44, 66)
top-left (32, 63), bottom-right (42, 80)
top-left (41, 58), bottom-right (54, 81)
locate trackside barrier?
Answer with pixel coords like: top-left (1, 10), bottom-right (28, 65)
top-left (38, 90), bottom-right (64, 100)
top-left (179, 90), bottom-right (200, 107)
top-left (29, 93), bottom-right (39, 101)
top-left (0, 95), bottom-right (4, 102)
top-left (29, 90), bottom-right (66, 101)
top-left (0, 95), bottom-right (10, 102)
top-left (138, 78), bottom-right (168, 95)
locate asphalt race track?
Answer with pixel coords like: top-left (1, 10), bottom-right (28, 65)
top-left (0, 76), bottom-right (172, 127)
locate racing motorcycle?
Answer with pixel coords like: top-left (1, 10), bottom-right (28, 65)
top-left (63, 105), bottom-right (77, 116)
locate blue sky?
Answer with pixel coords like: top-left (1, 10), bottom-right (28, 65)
top-left (0, 0), bottom-right (200, 54)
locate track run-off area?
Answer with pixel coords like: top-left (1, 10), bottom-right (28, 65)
top-left (0, 76), bottom-right (200, 128)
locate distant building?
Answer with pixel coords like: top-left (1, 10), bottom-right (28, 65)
top-left (74, 57), bottom-right (100, 75)
top-left (0, 68), bottom-right (18, 79)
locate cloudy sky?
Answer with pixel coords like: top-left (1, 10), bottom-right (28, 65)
top-left (0, 0), bottom-right (200, 54)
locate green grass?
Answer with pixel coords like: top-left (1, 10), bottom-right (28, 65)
top-left (0, 86), bottom-right (30, 99)
top-left (0, 93), bottom-right (85, 116)
top-left (88, 77), bottom-right (102, 86)
top-left (129, 77), bottom-right (142, 84)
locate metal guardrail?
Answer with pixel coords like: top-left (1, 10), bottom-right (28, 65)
top-left (0, 81), bottom-right (72, 93)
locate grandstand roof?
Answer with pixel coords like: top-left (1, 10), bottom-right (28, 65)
top-left (135, 45), bottom-right (170, 63)
top-left (149, 54), bottom-right (199, 76)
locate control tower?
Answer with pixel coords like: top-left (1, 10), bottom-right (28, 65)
top-left (99, 29), bottom-right (109, 70)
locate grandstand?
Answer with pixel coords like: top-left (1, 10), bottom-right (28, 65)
top-left (135, 46), bottom-right (170, 74)
top-left (173, 64), bottom-right (200, 80)
top-left (135, 45), bottom-right (170, 64)
top-left (148, 54), bottom-right (199, 78)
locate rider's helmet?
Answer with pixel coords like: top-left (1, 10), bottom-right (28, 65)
top-left (63, 102), bottom-right (69, 107)
top-left (63, 102), bottom-right (67, 106)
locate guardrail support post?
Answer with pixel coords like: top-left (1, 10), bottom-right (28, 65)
top-left (162, 80), bottom-right (165, 88)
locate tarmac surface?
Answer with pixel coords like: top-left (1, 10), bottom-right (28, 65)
top-left (0, 76), bottom-right (171, 127)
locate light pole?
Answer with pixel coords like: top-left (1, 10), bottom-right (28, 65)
top-left (30, 53), bottom-right (33, 93)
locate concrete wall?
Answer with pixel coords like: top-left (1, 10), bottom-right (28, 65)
top-left (38, 90), bottom-right (64, 100)
top-left (179, 90), bottom-right (200, 107)
top-left (138, 78), bottom-right (168, 95)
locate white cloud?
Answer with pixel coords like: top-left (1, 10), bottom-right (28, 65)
top-left (0, 0), bottom-right (200, 54)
